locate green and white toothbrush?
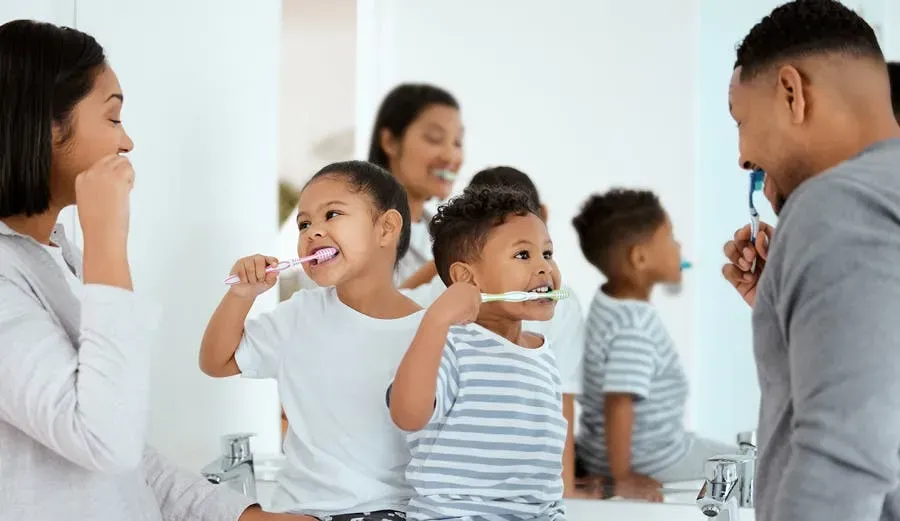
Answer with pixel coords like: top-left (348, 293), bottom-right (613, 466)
top-left (481, 289), bottom-right (570, 303)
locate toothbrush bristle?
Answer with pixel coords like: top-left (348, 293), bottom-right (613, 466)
top-left (315, 247), bottom-right (338, 261)
top-left (550, 289), bottom-right (569, 300)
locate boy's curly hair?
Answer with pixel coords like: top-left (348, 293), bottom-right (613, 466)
top-left (430, 187), bottom-right (538, 286)
top-left (572, 189), bottom-right (666, 276)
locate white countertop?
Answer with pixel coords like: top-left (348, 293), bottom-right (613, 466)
top-left (253, 478), bottom-right (754, 521)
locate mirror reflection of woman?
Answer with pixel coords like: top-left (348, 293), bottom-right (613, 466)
top-left (366, 84), bottom-right (464, 287)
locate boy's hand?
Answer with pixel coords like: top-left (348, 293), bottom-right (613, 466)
top-left (429, 282), bottom-right (481, 326)
top-left (228, 254), bottom-right (279, 298)
top-left (722, 221), bottom-right (774, 307)
top-left (614, 473), bottom-right (664, 502)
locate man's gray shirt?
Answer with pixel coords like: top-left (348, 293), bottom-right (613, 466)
top-left (753, 137), bottom-right (900, 521)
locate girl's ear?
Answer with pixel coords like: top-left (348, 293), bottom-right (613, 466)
top-left (378, 209), bottom-right (403, 249)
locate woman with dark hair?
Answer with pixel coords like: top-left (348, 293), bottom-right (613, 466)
top-left (366, 83), bottom-right (464, 287)
top-left (0, 19), bottom-right (306, 521)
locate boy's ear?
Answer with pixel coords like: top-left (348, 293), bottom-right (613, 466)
top-left (379, 128), bottom-right (400, 160)
top-left (627, 243), bottom-right (648, 271)
top-left (378, 209), bottom-right (403, 248)
top-left (448, 262), bottom-right (478, 286)
top-left (538, 204), bottom-right (549, 223)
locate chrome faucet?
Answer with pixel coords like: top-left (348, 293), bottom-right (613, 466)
top-left (202, 433), bottom-right (257, 500)
top-left (735, 430), bottom-right (756, 508)
top-left (697, 454), bottom-right (752, 520)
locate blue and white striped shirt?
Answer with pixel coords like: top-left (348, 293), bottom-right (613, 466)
top-left (576, 289), bottom-right (690, 477)
top-left (401, 324), bottom-right (566, 521)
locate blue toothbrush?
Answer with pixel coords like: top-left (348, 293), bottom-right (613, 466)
top-left (748, 169), bottom-right (765, 272)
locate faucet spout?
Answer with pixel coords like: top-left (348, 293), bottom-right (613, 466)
top-left (696, 453), bottom-right (754, 521)
top-left (202, 433), bottom-right (257, 500)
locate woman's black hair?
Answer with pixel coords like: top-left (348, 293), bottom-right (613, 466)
top-left (305, 160), bottom-right (412, 264)
top-left (0, 20), bottom-right (107, 218)
top-left (366, 83), bottom-right (459, 171)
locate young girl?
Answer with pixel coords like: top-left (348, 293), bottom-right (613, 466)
top-left (200, 160), bottom-right (424, 520)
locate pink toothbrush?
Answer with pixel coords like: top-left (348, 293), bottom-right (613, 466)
top-left (223, 247), bottom-right (338, 285)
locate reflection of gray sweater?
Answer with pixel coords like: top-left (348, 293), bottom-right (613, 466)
top-left (0, 221), bottom-right (254, 520)
top-left (753, 138), bottom-right (900, 521)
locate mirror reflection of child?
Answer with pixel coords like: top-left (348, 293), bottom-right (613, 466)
top-left (572, 189), bottom-right (735, 501)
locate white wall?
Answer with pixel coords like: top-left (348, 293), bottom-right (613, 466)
top-left (693, 0), bottom-right (783, 442)
top-left (72, 0), bottom-right (284, 470)
top-left (278, 0), bottom-right (356, 189)
top-left (356, 0), bottom-right (703, 430)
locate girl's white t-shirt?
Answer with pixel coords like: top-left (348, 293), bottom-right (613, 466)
top-left (234, 286), bottom-right (425, 516)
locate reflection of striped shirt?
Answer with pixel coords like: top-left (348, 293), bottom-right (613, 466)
top-left (576, 289), bottom-right (690, 477)
top-left (403, 324), bottom-right (566, 521)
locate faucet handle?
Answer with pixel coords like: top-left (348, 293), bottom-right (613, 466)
top-left (737, 430), bottom-right (757, 448)
top-left (704, 456), bottom-right (739, 483)
top-left (704, 454), bottom-right (754, 482)
top-left (221, 432), bottom-right (255, 461)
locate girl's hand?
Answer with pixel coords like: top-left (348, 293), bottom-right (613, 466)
top-left (228, 254), bottom-right (279, 298)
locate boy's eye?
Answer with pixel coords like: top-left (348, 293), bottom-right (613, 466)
top-left (515, 250), bottom-right (530, 260)
top-left (325, 210), bottom-right (340, 219)
top-left (543, 250), bottom-right (553, 259)
top-left (297, 221), bottom-right (310, 231)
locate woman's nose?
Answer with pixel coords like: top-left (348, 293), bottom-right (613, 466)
top-left (120, 127), bottom-right (134, 153)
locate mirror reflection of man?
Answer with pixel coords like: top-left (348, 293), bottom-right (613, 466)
top-left (722, 1), bottom-right (900, 520)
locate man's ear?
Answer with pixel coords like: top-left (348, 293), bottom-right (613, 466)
top-left (448, 261), bottom-right (478, 287)
top-left (776, 64), bottom-right (807, 125)
top-left (378, 209), bottom-right (403, 248)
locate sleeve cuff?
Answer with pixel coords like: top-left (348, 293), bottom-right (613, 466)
top-left (602, 384), bottom-right (649, 400)
top-left (233, 342), bottom-right (259, 379)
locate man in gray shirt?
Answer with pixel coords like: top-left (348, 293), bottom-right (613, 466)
top-left (725, 1), bottom-right (900, 520)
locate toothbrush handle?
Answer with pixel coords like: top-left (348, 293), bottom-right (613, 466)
top-left (481, 292), bottom-right (529, 303)
top-left (224, 259), bottom-right (298, 285)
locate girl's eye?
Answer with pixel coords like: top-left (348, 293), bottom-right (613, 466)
top-left (543, 250), bottom-right (553, 259)
top-left (298, 221), bottom-right (310, 231)
top-left (325, 210), bottom-right (340, 219)
top-left (110, 119), bottom-right (121, 125)
top-left (515, 250), bottom-right (530, 260)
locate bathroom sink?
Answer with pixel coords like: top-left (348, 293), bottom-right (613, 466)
top-left (661, 479), bottom-right (704, 504)
top-left (254, 478), bottom-right (752, 521)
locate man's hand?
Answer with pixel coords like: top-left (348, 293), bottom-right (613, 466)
top-left (722, 221), bottom-right (774, 307)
